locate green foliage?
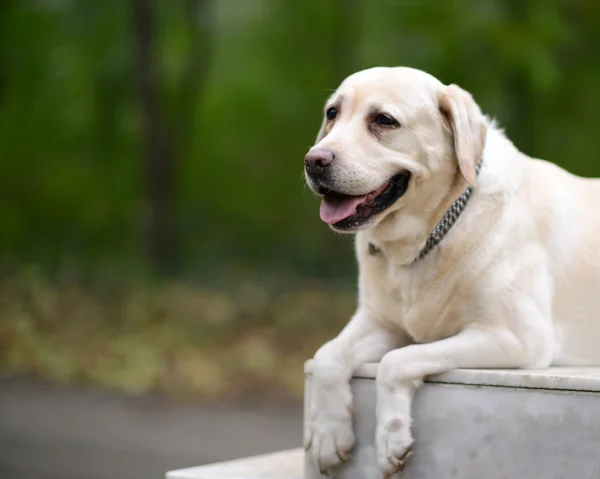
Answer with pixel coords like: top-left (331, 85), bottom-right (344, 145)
top-left (3, 0), bottom-right (600, 398)
top-left (3, 1), bottom-right (600, 277)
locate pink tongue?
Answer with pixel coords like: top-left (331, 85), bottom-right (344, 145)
top-left (320, 194), bottom-right (366, 224)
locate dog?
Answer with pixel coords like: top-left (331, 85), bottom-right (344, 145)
top-left (302, 66), bottom-right (600, 478)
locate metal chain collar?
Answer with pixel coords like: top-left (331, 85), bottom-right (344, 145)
top-left (413, 158), bottom-right (484, 263)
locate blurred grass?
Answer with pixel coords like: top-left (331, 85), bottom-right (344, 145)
top-left (0, 268), bottom-right (354, 403)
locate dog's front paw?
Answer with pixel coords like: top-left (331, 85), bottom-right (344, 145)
top-left (376, 416), bottom-right (414, 478)
top-left (305, 384), bottom-right (355, 475)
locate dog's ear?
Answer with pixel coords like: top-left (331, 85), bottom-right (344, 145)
top-left (438, 84), bottom-right (487, 187)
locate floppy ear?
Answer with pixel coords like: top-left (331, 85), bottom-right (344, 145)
top-left (438, 84), bottom-right (487, 187)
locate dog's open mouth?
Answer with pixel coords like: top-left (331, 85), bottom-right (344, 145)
top-left (319, 171), bottom-right (411, 229)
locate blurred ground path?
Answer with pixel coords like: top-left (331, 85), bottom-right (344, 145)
top-left (0, 378), bottom-right (303, 479)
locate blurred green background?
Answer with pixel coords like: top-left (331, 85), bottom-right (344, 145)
top-left (1, 0), bottom-right (600, 402)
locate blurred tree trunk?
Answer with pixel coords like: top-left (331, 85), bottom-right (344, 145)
top-left (132, 0), bottom-right (176, 274)
top-left (132, 0), bottom-right (212, 275)
top-left (177, 0), bottom-right (213, 161)
top-left (332, 0), bottom-right (360, 86)
top-left (0, 1), bottom-right (11, 104)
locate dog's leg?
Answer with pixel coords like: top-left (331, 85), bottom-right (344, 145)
top-left (375, 325), bottom-right (552, 478)
top-left (305, 311), bottom-right (405, 475)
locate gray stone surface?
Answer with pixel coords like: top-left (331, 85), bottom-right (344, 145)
top-left (167, 449), bottom-right (303, 479)
top-left (164, 365), bottom-right (600, 479)
top-left (304, 363), bottom-right (600, 479)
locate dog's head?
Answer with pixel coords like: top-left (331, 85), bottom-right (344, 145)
top-left (304, 67), bottom-right (487, 234)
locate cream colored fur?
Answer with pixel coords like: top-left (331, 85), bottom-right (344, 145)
top-left (303, 66), bottom-right (600, 478)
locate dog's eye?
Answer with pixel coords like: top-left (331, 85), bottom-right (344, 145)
top-left (326, 107), bottom-right (337, 121)
top-left (374, 114), bottom-right (399, 127)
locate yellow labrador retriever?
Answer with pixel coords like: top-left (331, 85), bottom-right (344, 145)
top-left (303, 66), bottom-right (600, 478)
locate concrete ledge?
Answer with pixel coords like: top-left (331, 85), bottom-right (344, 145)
top-left (167, 364), bottom-right (600, 479)
top-left (166, 448), bottom-right (303, 479)
top-left (305, 361), bottom-right (600, 479)
top-left (308, 361), bottom-right (600, 392)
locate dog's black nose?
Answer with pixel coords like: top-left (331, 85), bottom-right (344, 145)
top-left (304, 149), bottom-right (335, 178)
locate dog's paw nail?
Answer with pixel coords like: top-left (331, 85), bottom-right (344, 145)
top-left (390, 447), bottom-right (413, 470)
top-left (399, 446), bottom-right (413, 462)
top-left (337, 450), bottom-right (350, 461)
top-left (320, 467), bottom-right (333, 477)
